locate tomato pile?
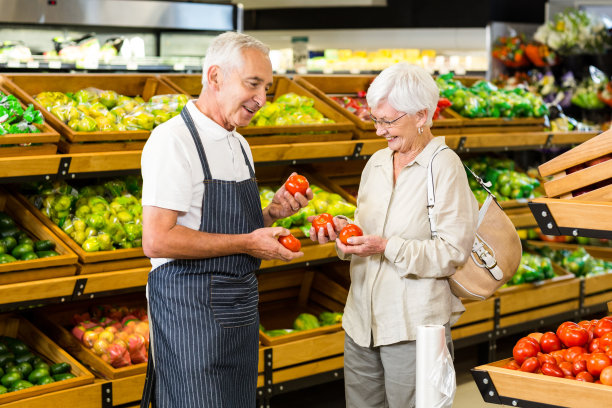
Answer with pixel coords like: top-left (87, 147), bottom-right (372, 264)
top-left (505, 317), bottom-right (612, 385)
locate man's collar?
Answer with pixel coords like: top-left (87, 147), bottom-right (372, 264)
top-left (187, 100), bottom-right (234, 140)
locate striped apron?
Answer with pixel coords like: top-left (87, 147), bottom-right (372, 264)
top-left (141, 107), bottom-right (263, 407)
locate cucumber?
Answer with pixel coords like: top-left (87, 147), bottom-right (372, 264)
top-left (1, 237), bottom-right (17, 252)
top-left (0, 353), bottom-right (15, 367)
top-left (14, 352), bottom-right (35, 365)
top-left (37, 375), bottom-right (55, 385)
top-left (0, 227), bottom-right (20, 239)
top-left (52, 373), bottom-right (75, 381)
top-left (0, 254), bottom-right (16, 264)
top-left (11, 243), bottom-right (34, 259)
top-left (34, 240), bottom-right (55, 252)
top-left (36, 250), bottom-right (59, 258)
top-left (10, 342), bottom-right (30, 356)
top-left (0, 213), bottom-right (15, 231)
top-left (49, 362), bottom-right (70, 375)
top-left (21, 252), bottom-right (38, 261)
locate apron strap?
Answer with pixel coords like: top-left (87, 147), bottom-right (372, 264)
top-left (140, 339), bottom-right (156, 407)
top-left (181, 107), bottom-right (213, 180)
top-left (237, 142), bottom-right (256, 178)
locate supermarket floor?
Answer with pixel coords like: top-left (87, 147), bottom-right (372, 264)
top-left (269, 344), bottom-right (503, 408)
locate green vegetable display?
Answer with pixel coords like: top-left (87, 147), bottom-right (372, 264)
top-left (261, 311), bottom-right (343, 338)
top-left (26, 176), bottom-right (143, 252)
top-left (436, 73), bottom-right (549, 119)
top-left (505, 253), bottom-right (556, 286)
top-left (555, 247), bottom-right (612, 277)
top-left (250, 92), bottom-right (334, 126)
top-left (0, 91), bottom-right (44, 135)
top-left (463, 157), bottom-right (542, 203)
top-left (0, 211), bottom-right (58, 263)
top-left (35, 89), bottom-right (188, 132)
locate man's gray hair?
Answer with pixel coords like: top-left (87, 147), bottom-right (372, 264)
top-left (201, 32), bottom-right (270, 89)
top-left (366, 63), bottom-right (439, 127)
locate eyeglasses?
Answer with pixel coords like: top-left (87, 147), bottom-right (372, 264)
top-left (369, 112), bottom-right (408, 128)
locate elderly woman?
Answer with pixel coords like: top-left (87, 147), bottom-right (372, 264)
top-left (310, 63), bottom-right (479, 407)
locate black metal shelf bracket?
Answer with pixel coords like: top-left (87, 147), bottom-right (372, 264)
top-left (57, 156), bottom-right (72, 178)
top-left (71, 278), bottom-right (88, 300)
top-left (528, 202), bottom-right (562, 236)
top-left (471, 369), bottom-right (501, 404)
top-left (456, 137), bottom-right (467, 153)
top-left (264, 348), bottom-right (273, 398)
top-left (101, 382), bottom-right (113, 408)
top-left (352, 143), bottom-right (363, 158)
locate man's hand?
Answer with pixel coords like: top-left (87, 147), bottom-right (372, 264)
top-left (264, 172), bottom-right (314, 224)
top-left (336, 234), bottom-right (387, 257)
top-left (307, 215), bottom-right (348, 245)
top-left (245, 227), bottom-right (304, 261)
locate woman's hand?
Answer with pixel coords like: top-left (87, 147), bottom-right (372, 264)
top-left (307, 215), bottom-right (349, 244)
top-left (336, 234), bottom-right (388, 257)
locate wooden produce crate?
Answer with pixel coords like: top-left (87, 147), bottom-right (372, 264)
top-left (35, 296), bottom-right (148, 380)
top-left (294, 74), bottom-right (462, 139)
top-left (496, 275), bottom-right (580, 328)
top-left (451, 298), bottom-right (495, 340)
top-left (161, 74), bottom-right (355, 144)
top-left (538, 128), bottom-right (612, 201)
top-left (0, 190), bottom-right (77, 285)
top-left (472, 358), bottom-right (612, 408)
top-left (258, 268), bottom-right (346, 346)
top-left (0, 73), bottom-right (183, 152)
top-left (16, 192), bottom-right (148, 274)
top-left (495, 259), bottom-right (574, 296)
top-left (0, 83), bottom-right (60, 157)
top-left (448, 76), bottom-right (546, 134)
top-left (0, 315), bottom-right (94, 405)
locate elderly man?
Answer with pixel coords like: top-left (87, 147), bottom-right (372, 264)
top-left (140, 32), bottom-right (311, 407)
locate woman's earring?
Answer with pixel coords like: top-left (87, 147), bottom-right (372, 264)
top-left (418, 127), bottom-right (423, 135)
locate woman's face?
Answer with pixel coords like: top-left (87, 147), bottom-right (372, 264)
top-left (370, 101), bottom-right (419, 153)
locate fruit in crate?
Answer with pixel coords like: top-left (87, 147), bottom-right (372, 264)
top-left (0, 91), bottom-right (44, 135)
top-left (0, 212), bottom-right (59, 263)
top-left (70, 304), bottom-right (149, 368)
top-left (318, 312), bottom-right (343, 326)
top-left (26, 176), bottom-right (143, 252)
top-left (249, 92), bottom-right (334, 126)
top-left (502, 252), bottom-right (555, 286)
top-left (330, 95), bottom-right (370, 121)
top-left (293, 313), bottom-right (320, 331)
top-left (35, 88), bottom-right (188, 132)
top-left (0, 336), bottom-right (76, 392)
top-left (463, 157), bottom-right (542, 203)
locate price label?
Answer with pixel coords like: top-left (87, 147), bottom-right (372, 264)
top-left (173, 63), bottom-right (185, 71)
top-left (48, 61), bottom-right (62, 69)
top-left (26, 61), bottom-right (40, 69)
top-left (7, 60), bottom-right (20, 68)
top-left (126, 62), bottom-right (138, 71)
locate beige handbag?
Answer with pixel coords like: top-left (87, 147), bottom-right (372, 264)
top-left (427, 146), bottom-right (522, 300)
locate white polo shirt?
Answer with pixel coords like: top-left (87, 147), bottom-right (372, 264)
top-left (141, 100), bottom-right (255, 270)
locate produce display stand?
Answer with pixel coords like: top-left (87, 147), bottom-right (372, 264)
top-left (0, 73), bottom-right (184, 152)
top-left (0, 314), bottom-right (95, 405)
top-left (161, 74), bottom-right (356, 144)
top-left (0, 83), bottom-right (60, 157)
top-left (472, 358), bottom-right (612, 408)
top-left (293, 74), bottom-right (462, 139)
top-left (0, 189), bottom-right (78, 284)
top-left (16, 191), bottom-right (148, 274)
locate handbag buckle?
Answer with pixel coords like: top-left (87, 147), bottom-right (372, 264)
top-left (473, 240), bottom-right (497, 270)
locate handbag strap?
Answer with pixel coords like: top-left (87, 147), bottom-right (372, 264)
top-left (426, 144), bottom-right (449, 239)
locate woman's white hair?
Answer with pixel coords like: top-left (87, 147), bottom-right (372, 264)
top-left (366, 62), bottom-right (439, 127)
top-left (201, 32), bottom-right (270, 89)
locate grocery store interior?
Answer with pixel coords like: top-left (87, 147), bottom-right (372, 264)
top-left (1, 0), bottom-right (612, 407)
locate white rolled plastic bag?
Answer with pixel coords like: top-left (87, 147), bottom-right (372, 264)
top-left (416, 325), bottom-right (456, 408)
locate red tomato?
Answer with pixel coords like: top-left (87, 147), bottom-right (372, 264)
top-left (312, 213), bottom-right (334, 236)
top-left (600, 365), bottom-right (612, 385)
top-left (550, 349), bottom-right (567, 365)
top-left (528, 332), bottom-right (543, 343)
top-left (278, 234), bottom-right (301, 252)
top-left (503, 360), bottom-right (520, 370)
top-left (520, 357), bottom-right (540, 373)
top-left (594, 319), bottom-right (612, 338)
top-left (537, 352), bottom-right (557, 367)
top-left (284, 174), bottom-right (309, 196)
top-left (599, 332), bottom-right (612, 352)
top-left (513, 339), bottom-right (540, 365)
top-left (589, 338), bottom-right (601, 353)
top-left (518, 336), bottom-right (541, 351)
top-left (339, 224), bottom-right (363, 245)
top-left (587, 352), bottom-right (611, 377)
top-left (565, 346), bottom-right (587, 363)
top-left (576, 371), bottom-right (594, 382)
top-left (540, 332), bottom-right (562, 354)
top-left (558, 322), bottom-right (589, 348)
top-left (558, 361), bottom-right (573, 377)
top-left (572, 358), bottom-right (587, 376)
top-left (541, 362), bottom-right (564, 378)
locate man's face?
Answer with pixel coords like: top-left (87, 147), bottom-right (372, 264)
top-left (218, 48), bottom-right (273, 129)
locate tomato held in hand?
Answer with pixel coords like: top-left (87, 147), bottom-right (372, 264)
top-left (284, 174), bottom-right (309, 196)
top-left (278, 234), bottom-right (301, 252)
top-left (312, 213), bottom-right (334, 236)
top-left (339, 224), bottom-right (363, 245)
